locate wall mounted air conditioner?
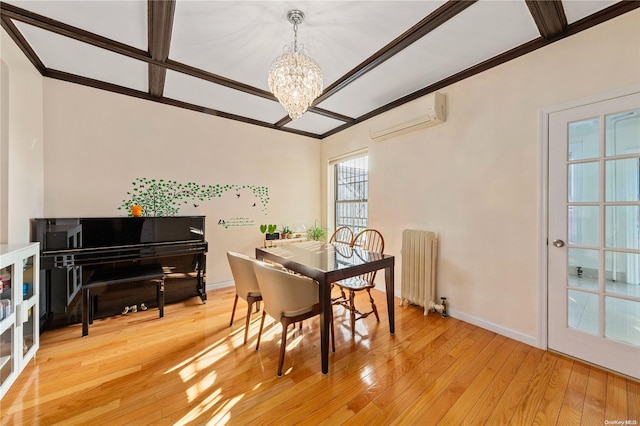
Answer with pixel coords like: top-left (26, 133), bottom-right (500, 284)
top-left (369, 92), bottom-right (446, 142)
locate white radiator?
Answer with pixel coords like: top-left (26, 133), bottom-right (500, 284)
top-left (400, 229), bottom-right (441, 316)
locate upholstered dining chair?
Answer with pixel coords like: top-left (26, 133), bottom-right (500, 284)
top-left (227, 251), bottom-right (262, 345)
top-left (253, 261), bottom-right (334, 377)
top-left (329, 226), bottom-right (354, 245)
top-left (333, 229), bottom-right (385, 335)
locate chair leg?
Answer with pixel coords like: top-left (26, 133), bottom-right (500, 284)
top-left (256, 311), bottom-right (266, 351)
top-left (244, 295), bottom-right (261, 344)
top-left (244, 300), bottom-right (253, 345)
top-left (230, 294), bottom-right (239, 326)
top-left (278, 320), bottom-right (289, 377)
top-left (366, 289), bottom-right (380, 322)
top-left (349, 290), bottom-right (356, 335)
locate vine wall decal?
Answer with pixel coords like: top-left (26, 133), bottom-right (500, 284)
top-left (118, 178), bottom-right (270, 228)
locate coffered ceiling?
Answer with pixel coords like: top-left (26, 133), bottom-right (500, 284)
top-left (1, 1), bottom-right (637, 139)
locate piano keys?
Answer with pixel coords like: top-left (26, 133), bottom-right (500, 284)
top-left (31, 216), bottom-right (207, 330)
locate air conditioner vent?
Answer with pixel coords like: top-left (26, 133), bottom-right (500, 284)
top-left (369, 92), bottom-right (446, 142)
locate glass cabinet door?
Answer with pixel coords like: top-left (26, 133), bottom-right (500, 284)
top-left (22, 255), bottom-right (36, 357)
top-left (22, 255), bottom-right (34, 301)
top-left (0, 263), bottom-right (14, 387)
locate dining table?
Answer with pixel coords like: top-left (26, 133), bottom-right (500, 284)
top-left (255, 240), bottom-right (395, 374)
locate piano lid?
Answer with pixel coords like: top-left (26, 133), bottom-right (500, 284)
top-left (31, 216), bottom-right (206, 251)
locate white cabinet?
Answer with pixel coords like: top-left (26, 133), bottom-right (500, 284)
top-left (0, 243), bottom-right (39, 400)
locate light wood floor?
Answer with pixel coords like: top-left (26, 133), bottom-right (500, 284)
top-left (1, 287), bottom-right (639, 425)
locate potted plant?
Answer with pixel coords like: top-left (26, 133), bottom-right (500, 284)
top-left (260, 224), bottom-right (279, 240)
top-left (281, 225), bottom-right (293, 239)
top-left (306, 220), bottom-right (327, 242)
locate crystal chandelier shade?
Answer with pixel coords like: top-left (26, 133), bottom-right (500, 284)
top-left (268, 10), bottom-right (323, 120)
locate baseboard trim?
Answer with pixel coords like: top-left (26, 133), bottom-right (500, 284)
top-left (447, 308), bottom-right (541, 349)
top-left (207, 280), bottom-right (233, 291)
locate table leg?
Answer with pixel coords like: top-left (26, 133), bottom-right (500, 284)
top-left (158, 278), bottom-right (165, 318)
top-left (82, 288), bottom-right (89, 337)
top-left (319, 278), bottom-right (330, 374)
top-left (385, 264), bottom-right (395, 334)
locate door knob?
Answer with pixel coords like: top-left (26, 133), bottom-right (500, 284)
top-left (553, 239), bottom-right (565, 248)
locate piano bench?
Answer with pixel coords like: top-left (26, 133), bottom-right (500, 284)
top-left (82, 264), bottom-right (165, 337)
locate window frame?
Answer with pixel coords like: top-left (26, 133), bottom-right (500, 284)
top-left (332, 153), bottom-right (368, 236)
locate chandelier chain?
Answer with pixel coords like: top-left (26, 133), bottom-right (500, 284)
top-left (293, 22), bottom-right (298, 53)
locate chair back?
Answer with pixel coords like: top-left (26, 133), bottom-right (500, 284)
top-left (351, 229), bottom-right (385, 284)
top-left (329, 226), bottom-right (354, 245)
top-left (227, 252), bottom-right (261, 300)
top-left (253, 261), bottom-right (319, 319)
top-left (351, 229), bottom-right (384, 253)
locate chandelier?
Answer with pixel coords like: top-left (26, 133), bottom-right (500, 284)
top-left (268, 10), bottom-right (323, 120)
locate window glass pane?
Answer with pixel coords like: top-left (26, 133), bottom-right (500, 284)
top-left (605, 109), bottom-right (640, 157)
top-left (568, 118), bottom-right (599, 160)
top-left (568, 162), bottom-right (599, 202)
top-left (605, 158), bottom-right (640, 202)
top-left (605, 206), bottom-right (640, 249)
top-left (605, 251), bottom-right (640, 296)
top-left (568, 206), bottom-right (599, 246)
top-left (335, 155), bottom-right (368, 235)
top-left (605, 296), bottom-right (640, 346)
top-left (568, 248), bottom-right (598, 291)
top-left (568, 289), bottom-right (598, 336)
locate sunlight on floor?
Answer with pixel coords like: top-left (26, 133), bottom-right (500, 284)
top-left (186, 370), bottom-right (218, 403)
top-left (174, 388), bottom-right (244, 425)
top-left (165, 336), bottom-right (228, 374)
top-left (359, 365), bottom-right (374, 386)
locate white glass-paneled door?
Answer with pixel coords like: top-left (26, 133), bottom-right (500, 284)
top-left (548, 91), bottom-right (640, 379)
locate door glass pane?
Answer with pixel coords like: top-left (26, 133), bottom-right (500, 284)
top-left (605, 206), bottom-right (640, 249)
top-left (605, 109), bottom-right (640, 156)
top-left (568, 162), bottom-right (599, 202)
top-left (568, 206), bottom-right (599, 246)
top-left (605, 158), bottom-right (640, 202)
top-left (568, 289), bottom-right (598, 335)
top-left (605, 251), bottom-right (640, 296)
top-left (569, 118), bottom-right (600, 160)
top-left (605, 296), bottom-right (640, 346)
top-left (568, 248), bottom-right (598, 290)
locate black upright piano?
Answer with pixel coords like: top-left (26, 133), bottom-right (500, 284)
top-left (31, 216), bottom-right (207, 330)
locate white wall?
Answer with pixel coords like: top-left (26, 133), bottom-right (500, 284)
top-left (42, 79), bottom-right (321, 284)
top-left (0, 29), bottom-right (45, 244)
top-left (321, 10), bottom-right (640, 346)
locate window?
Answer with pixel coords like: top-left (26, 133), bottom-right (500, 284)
top-left (334, 154), bottom-right (368, 235)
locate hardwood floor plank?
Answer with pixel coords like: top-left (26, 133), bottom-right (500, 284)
top-left (605, 372), bottom-right (629, 422)
top-left (628, 379), bottom-right (640, 424)
top-left (460, 341), bottom-right (531, 424)
top-left (437, 336), bottom-right (515, 425)
top-left (556, 361), bottom-right (590, 424)
top-left (1, 287), bottom-right (636, 425)
top-left (581, 366), bottom-right (607, 425)
top-left (531, 356), bottom-right (574, 425)
top-left (484, 344), bottom-right (546, 425)
top-left (508, 350), bottom-right (558, 425)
